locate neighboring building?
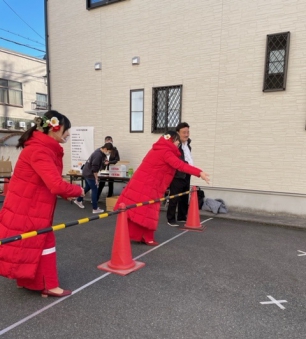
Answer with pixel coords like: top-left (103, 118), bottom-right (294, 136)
top-left (0, 48), bottom-right (47, 166)
top-left (45, 0), bottom-right (306, 215)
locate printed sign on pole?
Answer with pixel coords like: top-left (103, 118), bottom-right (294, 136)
top-left (70, 127), bottom-right (94, 171)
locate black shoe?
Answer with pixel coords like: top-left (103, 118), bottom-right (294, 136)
top-left (167, 221), bottom-right (179, 227)
top-left (177, 219), bottom-right (186, 222)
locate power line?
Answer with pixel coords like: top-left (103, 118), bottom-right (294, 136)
top-left (0, 47), bottom-right (46, 61)
top-left (0, 37), bottom-right (45, 53)
top-left (2, 0), bottom-right (44, 40)
top-left (0, 70), bottom-right (45, 80)
top-left (0, 28), bottom-right (45, 46)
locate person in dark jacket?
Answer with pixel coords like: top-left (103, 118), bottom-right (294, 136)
top-left (74, 143), bottom-right (113, 213)
top-left (167, 122), bottom-right (194, 226)
top-left (97, 136), bottom-right (120, 200)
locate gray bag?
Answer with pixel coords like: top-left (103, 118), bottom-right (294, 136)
top-left (202, 198), bottom-right (228, 214)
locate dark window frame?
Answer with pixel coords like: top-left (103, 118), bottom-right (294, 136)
top-left (263, 32), bottom-right (290, 92)
top-left (86, 0), bottom-right (126, 10)
top-left (130, 89), bottom-right (144, 133)
top-left (0, 78), bottom-right (23, 107)
top-left (151, 85), bottom-right (182, 134)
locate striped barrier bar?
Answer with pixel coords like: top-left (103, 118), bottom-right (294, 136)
top-left (0, 190), bottom-right (193, 246)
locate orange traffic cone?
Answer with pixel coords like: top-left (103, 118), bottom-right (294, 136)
top-left (0, 178), bottom-right (9, 196)
top-left (180, 186), bottom-right (205, 232)
top-left (97, 203), bottom-right (145, 276)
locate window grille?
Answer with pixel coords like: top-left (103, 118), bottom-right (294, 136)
top-left (152, 85), bottom-right (182, 133)
top-left (263, 32), bottom-right (290, 92)
top-left (36, 93), bottom-right (48, 109)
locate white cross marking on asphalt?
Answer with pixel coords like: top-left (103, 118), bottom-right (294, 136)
top-left (297, 250), bottom-right (306, 256)
top-left (260, 295), bottom-right (287, 310)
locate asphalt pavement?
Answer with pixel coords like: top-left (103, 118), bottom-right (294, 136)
top-left (1, 193), bottom-right (306, 339)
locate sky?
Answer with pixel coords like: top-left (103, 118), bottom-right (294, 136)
top-left (0, 0), bottom-right (45, 59)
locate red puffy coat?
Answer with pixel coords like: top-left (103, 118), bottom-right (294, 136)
top-left (115, 136), bottom-right (202, 230)
top-left (0, 131), bottom-right (82, 279)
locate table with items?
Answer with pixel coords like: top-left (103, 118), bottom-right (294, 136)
top-left (66, 171), bottom-right (130, 187)
top-left (66, 171), bottom-right (130, 211)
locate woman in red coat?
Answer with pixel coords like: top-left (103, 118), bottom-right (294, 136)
top-left (115, 131), bottom-right (209, 246)
top-left (0, 110), bottom-right (84, 297)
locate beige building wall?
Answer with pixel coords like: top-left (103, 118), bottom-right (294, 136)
top-left (0, 48), bottom-right (47, 170)
top-left (0, 48), bottom-right (47, 121)
top-left (47, 0), bottom-right (306, 214)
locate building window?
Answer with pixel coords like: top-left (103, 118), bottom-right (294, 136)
top-left (36, 93), bottom-right (48, 109)
top-left (263, 32), bottom-right (290, 92)
top-left (0, 79), bottom-right (23, 106)
top-left (130, 89), bottom-right (144, 133)
top-left (86, 0), bottom-right (126, 9)
top-left (152, 85), bottom-right (182, 133)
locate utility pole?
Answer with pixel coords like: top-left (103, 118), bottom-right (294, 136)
top-left (44, 0), bottom-right (51, 110)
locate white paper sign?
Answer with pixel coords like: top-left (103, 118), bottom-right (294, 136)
top-left (71, 127), bottom-right (94, 170)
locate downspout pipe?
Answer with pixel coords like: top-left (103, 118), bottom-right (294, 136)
top-left (44, 0), bottom-right (51, 110)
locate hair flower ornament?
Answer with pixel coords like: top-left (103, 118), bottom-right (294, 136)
top-left (42, 116), bottom-right (60, 131)
top-left (164, 134), bottom-right (171, 140)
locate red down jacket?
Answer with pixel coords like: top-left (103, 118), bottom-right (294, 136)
top-left (115, 136), bottom-right (202, 230)
top-left (0, 131), bottom-right (82, 280)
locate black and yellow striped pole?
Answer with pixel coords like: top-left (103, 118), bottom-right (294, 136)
top-left (0, 190), bottom-right (192, 246)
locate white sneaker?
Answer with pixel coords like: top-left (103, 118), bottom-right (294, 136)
top-left (74, 200), bottom-right (85, 209)
top-left (92, 208), bottom-right (104, 214)
top-left (167, 221), bottom-right (179, 227)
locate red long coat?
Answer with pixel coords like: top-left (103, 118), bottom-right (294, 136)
top-left (115, 136), bottom-right (202, 230)
top-left (0, 131), bottom-right (82, 280)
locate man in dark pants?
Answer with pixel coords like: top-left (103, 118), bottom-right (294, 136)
top-left (74, 143), bottom-right (113, 213)
top-left (97, 136), bottom-right (120, 200)
top-left (167, 122), bottom-right (193, 227)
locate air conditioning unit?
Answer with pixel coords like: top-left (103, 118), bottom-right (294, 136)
top-left (6, 120), bottom-right (13, 127)
top-left (19, 121), bottom-right (26, 128)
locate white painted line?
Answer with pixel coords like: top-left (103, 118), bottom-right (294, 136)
top-left (260, 295), bottom-right (287, 310)
top-left (201, 218), bottom-right (213, 224)
top-left (0, 272), bottom-right (111, 336)
top-left (297, 250), bottom-right (306, 256)
top-left (133, 230), bottom-right (189, 260)
top-left (0, 217), bottom-right (216, 337)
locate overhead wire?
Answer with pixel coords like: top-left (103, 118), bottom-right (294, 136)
top-left (0, 69), bottom-right (45, 79)
top-left (0, 37), bottom-right (45, 53)
top-left (0, 28), bottom-right (45, 46)
top-left (2, 0), bottom-right (45, 40)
